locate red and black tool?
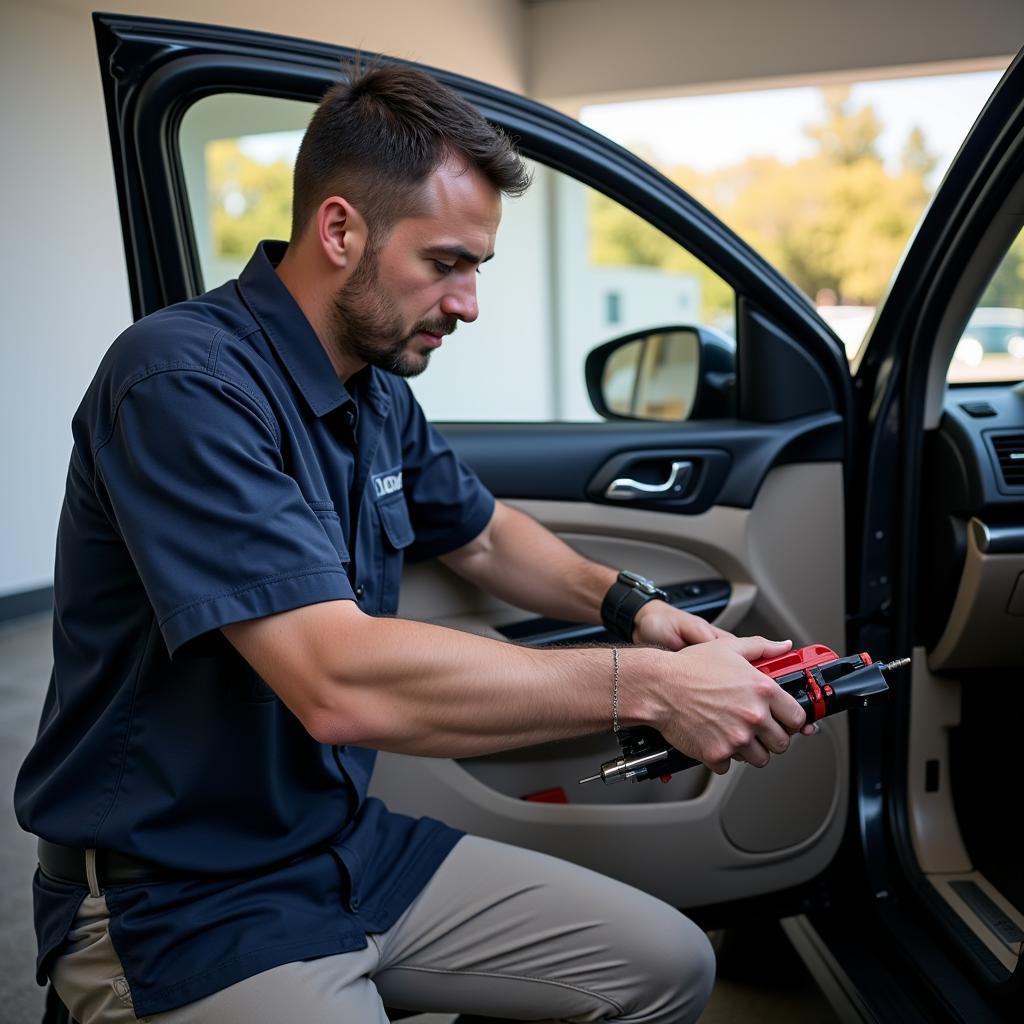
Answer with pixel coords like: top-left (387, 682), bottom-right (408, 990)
top-left (578, 644), bottom-right (908, 785)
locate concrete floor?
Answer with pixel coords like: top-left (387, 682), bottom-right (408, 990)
top-left (1, 613), bottom-right (52, 1024)
top-left (0, 613), bottom-right (837, 1023)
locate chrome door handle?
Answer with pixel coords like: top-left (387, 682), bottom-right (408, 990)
top-left (604, 460), bottom-right (693, 501)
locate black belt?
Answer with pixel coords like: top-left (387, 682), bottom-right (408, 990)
top-left (37, 839), bottom-right (180, 888)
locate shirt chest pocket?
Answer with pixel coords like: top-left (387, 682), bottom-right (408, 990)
top-left (376, 496), bottom-right (415, 614)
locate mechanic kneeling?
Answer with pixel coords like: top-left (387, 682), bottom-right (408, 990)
top-left (14, 61), bottom-right (813, 1023)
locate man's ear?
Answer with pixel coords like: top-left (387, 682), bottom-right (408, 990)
top-left (315, 196), bottom-right (368, 273)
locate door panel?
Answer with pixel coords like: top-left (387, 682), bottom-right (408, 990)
top-left (372, 462), bottom-right (848, 908)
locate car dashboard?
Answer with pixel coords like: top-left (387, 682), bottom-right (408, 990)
top-left (920, 382), bottom-right (1024, 668)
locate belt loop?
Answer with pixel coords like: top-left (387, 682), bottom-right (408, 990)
top-left (85, 849), bottom-right (102, 897)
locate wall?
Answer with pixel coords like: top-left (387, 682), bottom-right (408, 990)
top-left (0, 0), bottom-right (527, 599)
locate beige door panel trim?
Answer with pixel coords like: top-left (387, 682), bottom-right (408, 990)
top-left (400, 464), bottom-right (844, 652)
top-left (908, 652), bottom-right (1024, 971)
top-left (503, 499), bottom-right (751, 581)
top-left (928, 518), bottom-right (1024, 670)
top-left (403, 531), bottom-right (757, 636)
top-left (369, 721), bottom-right (847, 909)
top-left (906, 648), bottom-right (971, 874)
top-left (398, 500), bottom-right (751, 624)
top-left (743, 463), bottom-right (845, 653)
top-left (508, 462), bottom-right (845, 650)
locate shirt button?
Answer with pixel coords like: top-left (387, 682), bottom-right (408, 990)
top-left (350, 897), bottom-right (360, 909)
top-left (354, 585), bottom-right (366, 600)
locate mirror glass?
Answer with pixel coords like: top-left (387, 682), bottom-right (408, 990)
top-left (600, 329), bottom-right (700, 420)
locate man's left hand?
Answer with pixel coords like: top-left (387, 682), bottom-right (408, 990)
top-left (631, 600), bottom-right (734, 650)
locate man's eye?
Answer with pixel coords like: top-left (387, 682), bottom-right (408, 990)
top-left (433, 260), bottom-right (455, 275)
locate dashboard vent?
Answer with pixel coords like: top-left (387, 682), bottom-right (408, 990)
top-left (991, 433), bottom-right (1024, 487)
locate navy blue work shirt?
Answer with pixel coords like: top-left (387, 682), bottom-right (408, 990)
top-left (14, 241), bottom-right (495, 1016)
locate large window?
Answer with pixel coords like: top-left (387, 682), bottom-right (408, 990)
top-left (179, 93), bottom-right (735, 422)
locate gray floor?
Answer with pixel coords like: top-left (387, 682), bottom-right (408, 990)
top-left (1, 613), bottom-right (52, 1024)
top-left (0, 613), bottom-right (837, 1023)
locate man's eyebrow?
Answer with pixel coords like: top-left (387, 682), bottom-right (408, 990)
top-left (430, 245), bottom-right (495, 265)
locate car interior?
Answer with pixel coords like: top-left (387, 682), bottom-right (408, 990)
top-left (903, 181), bottom-right (1024, 982)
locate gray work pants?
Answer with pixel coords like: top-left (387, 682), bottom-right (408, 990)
top-left (50, 835), bottom-right (715, 1023)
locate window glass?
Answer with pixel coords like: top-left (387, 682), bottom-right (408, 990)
top-left (180, 93), bottom-right (310, 287)
top-left (582, 68), bottom-right (1006, 364)
top-left (947, 231), bottom-right (1024, 384)
top-left (179, 93), bottom-right (735, 422)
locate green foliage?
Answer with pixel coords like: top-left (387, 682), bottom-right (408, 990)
top-left (588, 189), bottom-right (735, 325)
top-left (208, 139), bottom-right (293, 258)
top-left (589, 87), bottom-right (938, 308)
top-left (805, 87), bottom-right (882, 165)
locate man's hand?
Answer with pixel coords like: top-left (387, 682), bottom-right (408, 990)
top-left (645, 635), bottom-right (813, 775)
top-left (631, 599), bottom-right (734, 649)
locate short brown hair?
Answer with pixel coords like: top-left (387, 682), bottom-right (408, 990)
top-left (290, 60), bottom-right (530, 242)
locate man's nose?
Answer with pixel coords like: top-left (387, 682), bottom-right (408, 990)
top-left (440, 275), bottom-right (479, 323)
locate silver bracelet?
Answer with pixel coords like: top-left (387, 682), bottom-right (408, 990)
top-left (611, 646), bottom-right (621, 734)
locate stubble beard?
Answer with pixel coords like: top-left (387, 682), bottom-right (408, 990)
top-left (329, 249), bottom-right (457, 379)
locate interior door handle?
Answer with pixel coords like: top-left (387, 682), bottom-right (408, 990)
top-left (604, 460), bottom-right (693, 501)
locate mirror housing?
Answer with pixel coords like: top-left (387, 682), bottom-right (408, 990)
top-left (585, 324), bottom-right (736, 422)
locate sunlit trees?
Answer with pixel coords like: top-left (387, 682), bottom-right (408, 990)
top-left (207, 139), bottom-right (293, 260)
top-left (590, 87), bottom-right (938, 317)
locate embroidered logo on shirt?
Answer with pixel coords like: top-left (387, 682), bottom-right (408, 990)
top-left (371, 467), bottom-right (403, 500)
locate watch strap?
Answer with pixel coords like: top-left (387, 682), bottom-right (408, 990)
top-left (601, 574), bottom-right (667, 641)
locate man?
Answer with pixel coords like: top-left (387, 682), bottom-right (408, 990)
top-left (16, 62), bottom-right (812, 1023)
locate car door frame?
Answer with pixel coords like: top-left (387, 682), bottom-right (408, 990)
top-left (841, 47), bottom-right (1024, 1009)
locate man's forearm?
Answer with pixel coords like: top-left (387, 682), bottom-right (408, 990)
top-left (224, 602), bottom-right (804, 773)
top-left (440, 502), bottom-right (616, 623)
top-left (225, 601), bottom-right (655, 756)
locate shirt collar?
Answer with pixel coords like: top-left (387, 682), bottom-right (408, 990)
top-left (236, 240), bottom-right (352, 418)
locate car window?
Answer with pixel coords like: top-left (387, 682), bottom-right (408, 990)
top-left (179, 92), bottom-right (736, 423)
top-left (947, 229), bottom-right (1024, 384)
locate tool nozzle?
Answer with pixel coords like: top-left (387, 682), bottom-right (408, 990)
top-left (578, 773), bottom-right (602, 785)
top-left (883, 657), bottom-right (911, 672)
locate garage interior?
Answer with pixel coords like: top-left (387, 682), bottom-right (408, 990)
top-left (2, 1), bottom-right (1023, 1021)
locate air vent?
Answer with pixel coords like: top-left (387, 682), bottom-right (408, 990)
top-left (991, 433), bottom-right (1024, 487)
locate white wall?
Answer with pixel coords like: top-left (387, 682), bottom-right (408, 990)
top-left (1, 1), bottom-right (135, 598)
top-left (0, 0), bottom-right (526, 599)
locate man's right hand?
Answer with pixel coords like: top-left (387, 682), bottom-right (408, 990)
top-left (646, 635), bottom-right (809, 775)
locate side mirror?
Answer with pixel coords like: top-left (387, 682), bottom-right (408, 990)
top-left (585, 325), bottom-right (736, 421)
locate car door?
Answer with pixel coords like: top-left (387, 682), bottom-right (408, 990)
top-left (96, 9), bottom-right (855, 935)
top-left (803, 47), bottom-right (1024, 1019)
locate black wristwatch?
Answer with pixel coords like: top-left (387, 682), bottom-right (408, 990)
top-left (601, 570), bottom-right (670, 642)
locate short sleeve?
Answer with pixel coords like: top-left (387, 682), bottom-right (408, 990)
top-left (95, 369), bottom-right (355, 655)
top-left (398, 388), bottom-right (495, 561)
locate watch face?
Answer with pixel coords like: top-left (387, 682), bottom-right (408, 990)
top-left (619, 570), bottom-right (657, 594)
